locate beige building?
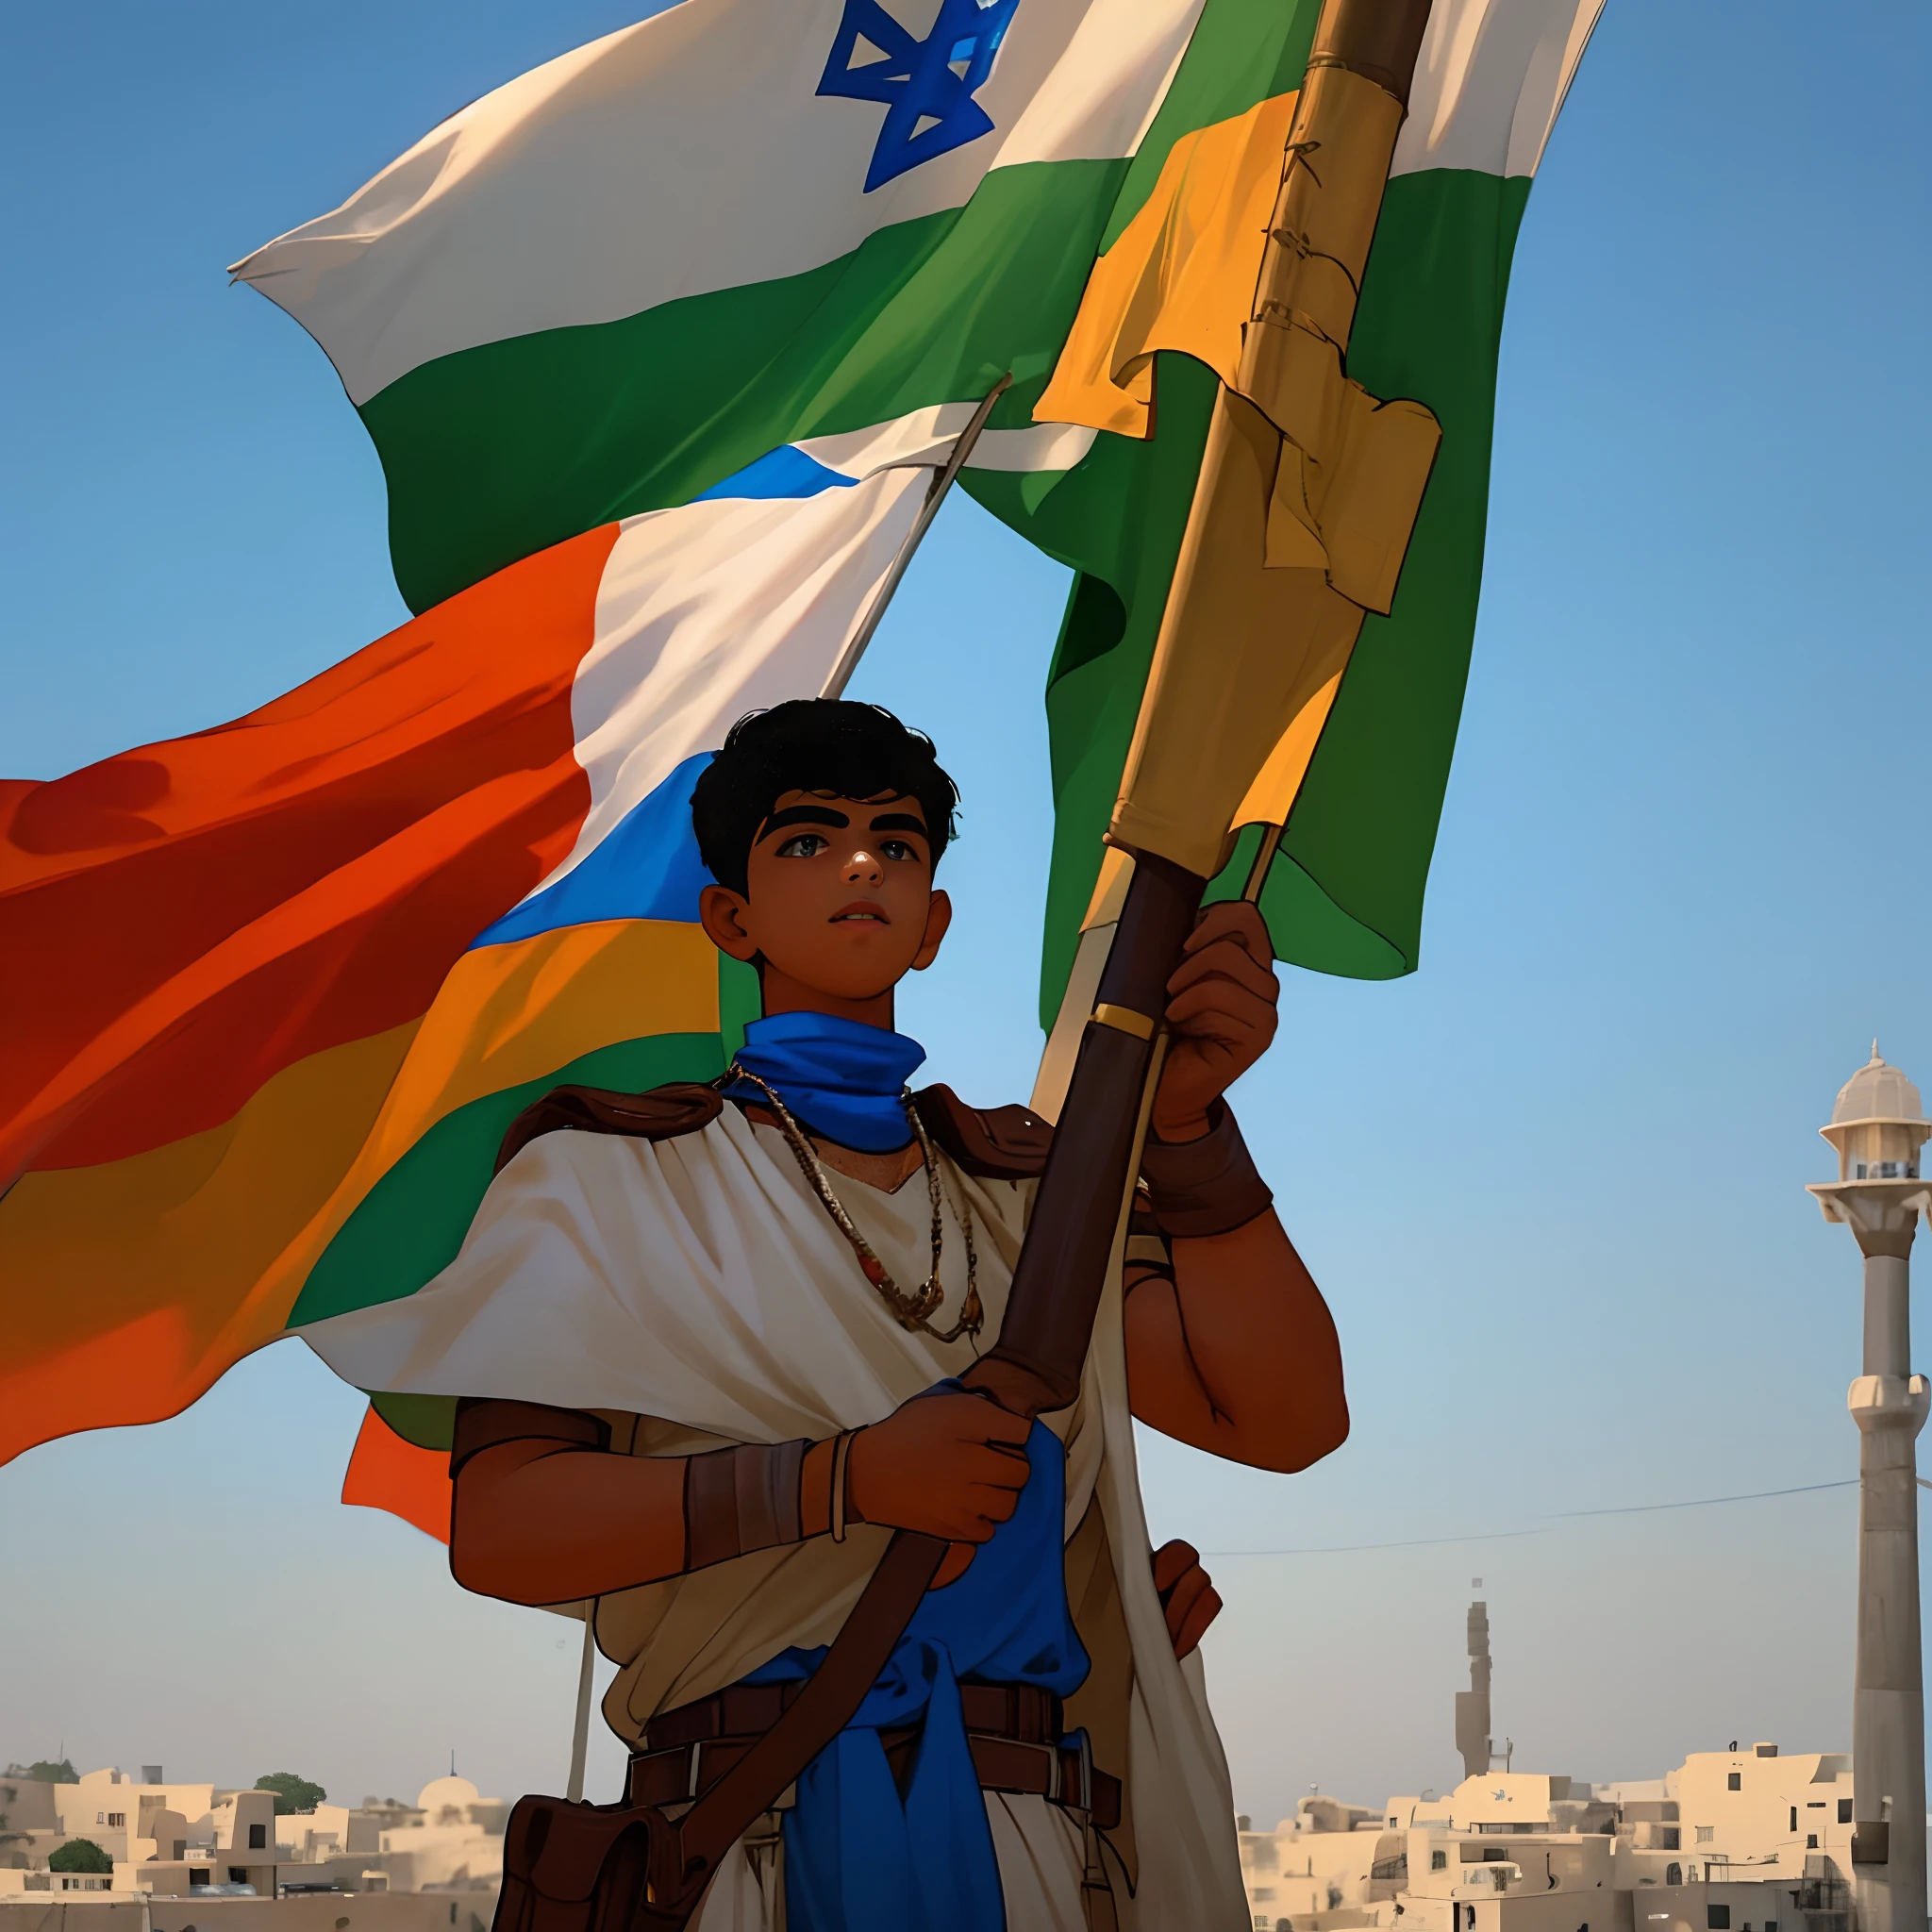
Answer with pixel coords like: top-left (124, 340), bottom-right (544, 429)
top-left (0, 1769), bottom-right (273, 1898)
top-left (1242, 1747), bottom-right (1857, 1932)
top-left (363, 1778), bottom-right (505, 1893)
top-left (0, 1894), bottom-right (491, 1932)
top-left (0, 1770), bottom-right (505, 1904)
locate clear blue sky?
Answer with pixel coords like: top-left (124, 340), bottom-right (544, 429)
top-left (4, 0), bottom-right (1930, 1827)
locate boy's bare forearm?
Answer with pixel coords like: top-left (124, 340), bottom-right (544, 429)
top-left (1122, 1210), bottom-right (1347, 1471)
top-left (449, 1400), bottom-right (1025, 1606)
top-left (450, 1437), bottom-right (691, 1606)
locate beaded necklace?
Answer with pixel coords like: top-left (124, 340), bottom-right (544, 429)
top-left (727, 1063), bottom-right (983, 1345)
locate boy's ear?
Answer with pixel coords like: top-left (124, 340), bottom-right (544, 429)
top-left (910, 889), bottom-right (952, 972)
top-left (699, 883), bottom-right (760, 962)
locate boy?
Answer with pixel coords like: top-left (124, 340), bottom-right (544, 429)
top-left (308, 699), bottom-right (1346, 1931)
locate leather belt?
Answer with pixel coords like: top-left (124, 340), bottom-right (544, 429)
top-left (631, 1681), bottom-right (1121, 1832)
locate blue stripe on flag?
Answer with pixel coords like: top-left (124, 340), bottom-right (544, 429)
top-left (692, 445), bottom-right (857, 503)
top-left (473, 753), bottom-right (717, 947)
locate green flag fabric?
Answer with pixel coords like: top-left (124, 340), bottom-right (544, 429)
top-left (961, 0), bottom-right (1574, 1018)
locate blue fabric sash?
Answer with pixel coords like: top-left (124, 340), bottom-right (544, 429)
top-left (740, 1418), bottom-right (1089, 1932)
top-left (722, 1010), bottom-right (925, 1153)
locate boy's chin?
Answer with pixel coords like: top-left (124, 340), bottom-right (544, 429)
top-left (763, 954), bottom-right (912, 1007)
top-left (810, 979), bottom-right (906, 1006)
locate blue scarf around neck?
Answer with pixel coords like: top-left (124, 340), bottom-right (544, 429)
top-left (723, 1009), bottom-right (925, 1152)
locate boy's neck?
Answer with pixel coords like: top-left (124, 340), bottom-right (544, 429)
top-left (757, 964), bottom-right (897, 1033)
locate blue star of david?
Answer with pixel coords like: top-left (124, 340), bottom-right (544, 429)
top-left (818, 0), bottom-right (1024, 192)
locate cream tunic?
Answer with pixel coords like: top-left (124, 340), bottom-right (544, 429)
top-left (300, 1106), bottom-right (1248, 1930)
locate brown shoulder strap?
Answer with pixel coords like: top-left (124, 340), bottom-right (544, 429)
top-left (663, 1531), bottom-right (948, 1907)
top-left (912, 1083), bottom-right (1054, 1180)
top-left (495, 1081), bottom-right (724, 1176)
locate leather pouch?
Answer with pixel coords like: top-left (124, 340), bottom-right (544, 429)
top-left (494, 1790), bottom-right (700, 1932)
top-left (491, 1532), bottom-right (948, 1932)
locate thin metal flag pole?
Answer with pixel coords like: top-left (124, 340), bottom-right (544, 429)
top-left (1241, 822), bottom-right (1287, 903)
top-left (565, 1605), bottom-right (595, 1802)
top-left (819, 371), bottom-right (1013, 699)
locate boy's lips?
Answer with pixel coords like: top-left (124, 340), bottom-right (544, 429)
top-left (829, 901), bottom-right (889, 924)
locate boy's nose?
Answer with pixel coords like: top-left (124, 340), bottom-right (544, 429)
top-left (843, 846), bottom-right (884, 883)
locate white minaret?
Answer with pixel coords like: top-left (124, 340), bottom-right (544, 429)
top-left (1809, 1045), bottom-right (1932, 1932)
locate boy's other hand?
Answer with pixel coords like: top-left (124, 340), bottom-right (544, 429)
top-left (849, 1391), bottom-right (1032, 1551)
top-left (1152, 1539), bottom-right (1223, 1657)
top-left (1151, 901), bottom-right (1278, 1141)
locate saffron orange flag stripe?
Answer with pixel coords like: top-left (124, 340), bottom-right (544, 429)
top-left (0, 528), bottom-right (614, 1465)
top-left (342, 1405), bottom-right (454, 1544)
top-left (1, 525), bottom-right (616, 1183)
top-left (1, 428), bottom-right (973, 1473)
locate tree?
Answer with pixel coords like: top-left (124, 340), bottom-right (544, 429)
top-left (49, 1840), bottom-right (113, 1874)
top-left (254, 1774), bottom-right (326, 1815)
top-left (5, 1761), bottom-right (76, 1784)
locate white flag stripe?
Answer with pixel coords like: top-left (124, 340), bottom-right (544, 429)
top-left (492, 395), bottom-right (1092, 913)
top-left (1392, 0), bottom-right (1607, 180)
top-left (537, 468), bottom-right (930, 901)
top-left (232, 0), bottom-right (1205, 408)
top-left (800, 409), bottom-right (1096, 478)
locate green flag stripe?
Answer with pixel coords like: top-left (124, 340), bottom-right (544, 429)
top-left (967, 164), bottom-right (1534, 1017)
top-left (296, 954), bottom-right (758, 1338)
top-left (363, 159), bottom-right (1126, 614)
top-left (962, 355), bottom-right (1222, 1022)
top-left (1272, 170), bottom-right (1533, 974)
top-left (288, 1030), bottom-right (725, 1329)
top-left (367, 1390), bottom-right (460, 1454)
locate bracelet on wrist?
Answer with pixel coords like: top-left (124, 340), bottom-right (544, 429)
top-left (1138, 1100), bottom-right (1273, 1239)
top-left (685, 1428), bottom-right (872, 1571)
top-left (829, 1430), bottom-right (858, 1543)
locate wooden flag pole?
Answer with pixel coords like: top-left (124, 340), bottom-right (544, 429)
top-left (968, 0), bottom-right (1435, 1422)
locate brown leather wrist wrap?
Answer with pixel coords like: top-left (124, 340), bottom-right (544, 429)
top-left (684, 1440), bottom-right (808, 1572)
top-left (1139, 1100), bottom-right (1273, 1238)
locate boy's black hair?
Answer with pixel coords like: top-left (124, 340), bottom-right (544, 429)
top-left (691, 699), bottom-right (958, 895)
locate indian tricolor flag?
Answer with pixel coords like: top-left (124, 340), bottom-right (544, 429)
top-left (0, 414), bottom-right (1082, 1518)
top-left (1, 0), bottom-right (1601, 1516)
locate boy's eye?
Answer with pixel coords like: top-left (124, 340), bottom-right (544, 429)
top-left (774, 833), bottom-right (830, 859)
top-left (879, 838), bottom-right (920, 863)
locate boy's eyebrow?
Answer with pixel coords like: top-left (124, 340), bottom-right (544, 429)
top-left (758, 803), bottom-right (851, 838)
top-left (868, 812), bottom-right (927, 837)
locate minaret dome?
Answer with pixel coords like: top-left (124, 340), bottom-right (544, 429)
top-left (1823, 1045), bottom-right (1931, 1183)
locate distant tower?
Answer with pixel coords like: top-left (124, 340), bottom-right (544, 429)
top-left (1808, 1045), bottom-right (1932, 1932)
top-left (1455, 1598), bottom-right (1492, 1779)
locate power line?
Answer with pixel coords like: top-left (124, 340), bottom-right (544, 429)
top-left (1552, 1479), bottom-right (1857, 1519)
top-left (1204, 1477), bottom-right (1858, 1558)
top-left (1206, 1528), bottom-right (1544, 1558)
